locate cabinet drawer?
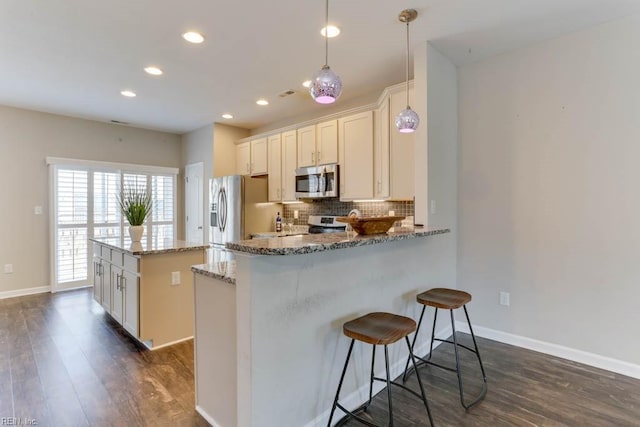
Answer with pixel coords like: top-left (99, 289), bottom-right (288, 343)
top-left (111, 250), bottom-right (124, 267)
top-left (124, 254), bottom-right (139, 273)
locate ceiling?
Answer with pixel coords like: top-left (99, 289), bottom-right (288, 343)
top-left (1, 0), bottom-right (639, 134)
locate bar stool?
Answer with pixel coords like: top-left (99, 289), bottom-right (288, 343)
top-left (402, 288), bottom-right (487, 410)
top-left (327, 312), bottom-right (434, 427)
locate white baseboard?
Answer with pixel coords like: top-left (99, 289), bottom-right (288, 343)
top-left (145, 336), bottom-right (194, 351)
top-left (0, 285), bottom-right (50, 300)
top-left (304, 325), bottom-right (453, 427)
top-left (195, 405), bottom-right (222, 427)
top-left (454, 321), bottom-right (640, 380)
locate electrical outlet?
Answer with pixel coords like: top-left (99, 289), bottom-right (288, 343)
top-left (4, 264), bottom-right (13, 274)
top-left (293, 210), bottom-right (299, 219)
top-left (430, 200), bottom-right (437, 215)
top-left (171, 271), bottom-right (181, 285)
top-left (499, 291), bottom-right (510, 306)
top-left (388, 210), bottom-right (395, 216)
top-left (34, 206), bottom-right (43, 215)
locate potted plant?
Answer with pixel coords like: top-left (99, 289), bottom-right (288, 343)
top-left (117, 186), bottom-right (152, 242)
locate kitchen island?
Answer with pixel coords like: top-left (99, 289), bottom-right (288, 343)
top-left (192, 226), bottom-right (451, 427)
top-left (91, 237), bottom-right (207, 349)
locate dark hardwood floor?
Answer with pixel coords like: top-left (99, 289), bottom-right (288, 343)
top-left (2, 288), bottom-right (640, 427)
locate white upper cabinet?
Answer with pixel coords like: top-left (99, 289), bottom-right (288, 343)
top-left (374, 97), bottom-right (390, 199)
top-left (315, 120), bottom-right (338, 165)
top-left (339, 111), bottom-right (374, 200)
top-left (281, 130), bottom-right (298, 202)
top-left (297, 125), bottom-right (316, 168)
top-left (389, 88), bottom-right (415, 199)
top-left (267, 134), bottom-right (282, 201)
top-left (236, 142), bottom-right (250, 176)
top-left (250, 137), bottom-right (268, 176)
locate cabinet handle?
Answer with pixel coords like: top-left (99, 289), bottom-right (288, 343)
top-left (277, 188), bottom-right (280, 199)
top-left (246, 163), bottom-right (250, 173)
top-left (317, 151), bottom-right (321, 162)
top-left (311, 152), bottom-right (315, 163)
top-left (120, 274), bottom-right (126, 290)
top-left (377, 181), bottom-right (382, 193)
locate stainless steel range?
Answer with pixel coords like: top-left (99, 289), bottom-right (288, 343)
top-left (307, 215), bottom-right (346, 234)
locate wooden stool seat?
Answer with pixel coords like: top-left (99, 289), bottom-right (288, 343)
top-left (343, 312), bottom-right (416, 345)
top-left (417, 287), bottom-right (472, 310)
top-left (329, 311), bottom-right (434, 426)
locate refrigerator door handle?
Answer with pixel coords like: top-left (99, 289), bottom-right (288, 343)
top-left (220, 187), bottom-right (228, 232)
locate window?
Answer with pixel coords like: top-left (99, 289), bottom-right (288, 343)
top-left (48, 158), bottom-right (178, 291)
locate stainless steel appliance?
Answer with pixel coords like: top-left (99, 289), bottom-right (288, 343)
top-left (209, 175), bottom-right (280, 248)
top-left (295, 164), bottom-right (339, 199)
top-left (307, 215), bottom-right (346, 234)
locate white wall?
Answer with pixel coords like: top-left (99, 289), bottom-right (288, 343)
top-left (0, 106), bottom-right (181, 296)
top-left (458, 15), bottom-right (640, 365)
top-left (213, 123), bottom-right (249, 177)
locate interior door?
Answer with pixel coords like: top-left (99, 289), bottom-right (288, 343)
top-left (185, 162), bottom-right (204, 243)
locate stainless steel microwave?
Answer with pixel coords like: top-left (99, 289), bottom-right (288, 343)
top-left (295, 164), bottom-right (339, 198)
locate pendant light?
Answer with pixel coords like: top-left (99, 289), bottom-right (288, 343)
top-left (310, 0), bottom-right (342, 104)
top-left (395, 9), bottom-right (419, 133)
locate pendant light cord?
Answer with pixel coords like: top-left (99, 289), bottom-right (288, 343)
top-left (325, 0), bottom-right (329, 66)
top-left (405, 20), bottom-right (410, 108)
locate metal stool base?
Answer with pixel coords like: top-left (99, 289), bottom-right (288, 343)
top-left (327, 337), bottom-right (434, 427)
top-left (403, 305), bottom-right (488, 410)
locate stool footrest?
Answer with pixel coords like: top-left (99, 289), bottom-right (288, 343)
top-left (334, 403), bottom-right (378, 427)
top-left (433, 337), bottom-right (479, 355)
top-left (371, 376), bottom-right (428, 402)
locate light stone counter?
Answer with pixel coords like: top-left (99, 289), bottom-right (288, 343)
top-left (90, 236), bottom-right (208, 256)
top-left (227, 226), bottom-right (450, 255)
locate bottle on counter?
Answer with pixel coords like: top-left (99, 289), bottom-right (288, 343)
top-left (275, 212), bottom-right (282, 232)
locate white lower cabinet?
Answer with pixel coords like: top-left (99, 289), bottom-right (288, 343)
top-left (93, 245), bottom-right (139, 338)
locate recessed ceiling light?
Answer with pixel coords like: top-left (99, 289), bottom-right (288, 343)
top-left (144, 66), bottom-right (163, 76)
top-left (222, 113), bottom-right (233, 119)
top-left (321, 25), bottom-right (340, 38)
top-left (302, 80), bottom-right (312, 88)
top-left (182, 31), bottom-right (205, 44)
top-left (256, 99), bottom-right (269, 106)
top-left (121, 90), bottom-right (136, 98)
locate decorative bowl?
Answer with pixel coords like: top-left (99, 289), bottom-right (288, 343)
top-left (336, 216), bottom-right (406, 235)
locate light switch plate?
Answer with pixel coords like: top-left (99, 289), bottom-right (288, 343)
top-left (171, 271), bottom-right (180, 285)
top-left (34, 206), bottom-right (43, 215)
top-left (4, 264), bottom-right (13, 274)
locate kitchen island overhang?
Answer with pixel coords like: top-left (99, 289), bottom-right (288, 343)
top-left (193, 226), bottom-right (453, 427)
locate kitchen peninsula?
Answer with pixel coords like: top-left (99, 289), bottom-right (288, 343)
top-left (91, 237), bottom-right (207, 349)
top-left (192, 226), bottom-right (451, 427)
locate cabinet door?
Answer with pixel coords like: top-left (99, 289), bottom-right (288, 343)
top-left (267, 134), bottom-right (282, 201)
top-left (121, 269), bottom-right (139, 337)
top-left (316, 120), bottom-right (338, 165)
top-left (339, 111), bottom-right (374, 200)
top-left (389, 89), bottom-right (415, 200)
top-left (250, 137), bottom-right (268, 176)
top-left (297, 125), bottom-right (316, 168)
top-left (236, 143), bottom-right (250, 176)
top-left (92, 257), bottom-right (102, 304)
top-left (101, 260), bottom-right (112, 312)
top-left (281, 130), bottom-right (298, 202)
top-left (111, 265), bottom-right (123, 324)
top-left (374, 98), bottom-right (390, 199)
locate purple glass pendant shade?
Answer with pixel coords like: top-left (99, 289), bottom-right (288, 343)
top-left (310, 65), bottom-right (342, 104)
top-left (395, 106), bottom-right (420, 133)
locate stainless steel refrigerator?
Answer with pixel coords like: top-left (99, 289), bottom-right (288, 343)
top-left (209, 175), bottom-right (280, 248)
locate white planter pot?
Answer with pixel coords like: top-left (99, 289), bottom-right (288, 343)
top-left (128, 225), bottom-right (144, 242)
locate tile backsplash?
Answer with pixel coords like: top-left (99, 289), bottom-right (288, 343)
top-left (282, 199), bottom-right (414, 225)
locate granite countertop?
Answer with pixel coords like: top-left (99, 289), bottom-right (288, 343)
top-left (226, 226), bottom-right (451, 256)
top-left (90, 237), bottom-right (209, 256)
top-left (191, 247), bottom-right (236, 284)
